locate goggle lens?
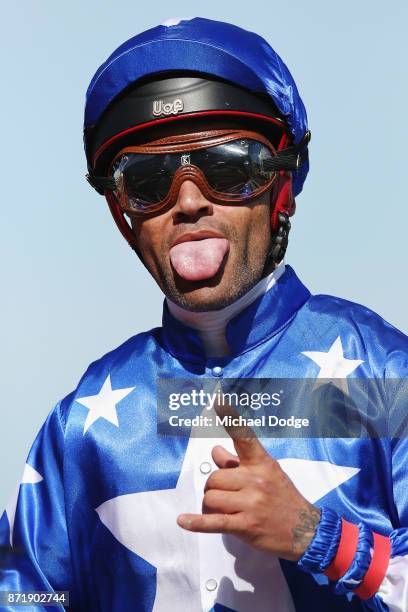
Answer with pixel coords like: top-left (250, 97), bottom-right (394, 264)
top-left (111, 137), bottom-right (277, 213)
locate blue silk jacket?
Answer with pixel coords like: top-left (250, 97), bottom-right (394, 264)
top-left (1, 265), bottom-right (408, 611)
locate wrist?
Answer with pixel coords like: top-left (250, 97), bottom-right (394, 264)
top-left (290, 504), bottom-right (322, 561)
top-left (297, 506), bottom-right (341, 571)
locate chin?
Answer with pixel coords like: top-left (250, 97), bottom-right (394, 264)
top-left (171, 283), bottom-right (232, 311)
top-left (160, 254), bottom-right (263, 311)
top-left (179, 295), bottom-right (236, 312)
top-left (163, 271), bottom-right (234, 311)
top-left (174, 293), bottom-right (237, 312)
top-left (168, 273), bottom-right (254, 312)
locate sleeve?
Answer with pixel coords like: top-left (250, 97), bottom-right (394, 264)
top-left (0, 402), bottom-right (74, 611)
top-left (297, 506), bottom-right (408, 611)
top-left (297, 377), bottom-right (408, 611)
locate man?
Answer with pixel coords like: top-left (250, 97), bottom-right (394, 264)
top-left (1, 16), bottom-right (407, 612)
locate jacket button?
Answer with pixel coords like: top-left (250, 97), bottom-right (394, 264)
top-left (205, 578), bottom-right (218, 591)
top-left (211, 366), bottom-right (223, 377)
top-left (200, 461), bottom-right (212, 474)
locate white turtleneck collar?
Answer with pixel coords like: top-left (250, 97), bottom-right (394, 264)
top-left (166, 260), bottom-right (286, 358)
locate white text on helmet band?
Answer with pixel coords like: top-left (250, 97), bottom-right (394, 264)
top-left (153, 99), bottom-right (184, 117)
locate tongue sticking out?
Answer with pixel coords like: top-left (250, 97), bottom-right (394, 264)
top-left (169, 237), bottom-right (230, 281)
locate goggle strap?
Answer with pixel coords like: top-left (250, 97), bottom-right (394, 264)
top-left (264, 129), bottom-right (310, 172)
top-left (86, 173), bottom-right (116, 194)
top-left (263, 144), bottom-right (309, 172)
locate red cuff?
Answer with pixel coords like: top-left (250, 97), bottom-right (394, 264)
top-left (354, 532), bottom-right (391, 600)
top-left (324, 518), bottom-right (359, 581)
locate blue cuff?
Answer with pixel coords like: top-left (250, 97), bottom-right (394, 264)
top-left (333, 524), bottom-right (373, 595)
top-left (389, 526), bottom-right (408, 558)
top-left (297, 507), bottom-right (342, 574)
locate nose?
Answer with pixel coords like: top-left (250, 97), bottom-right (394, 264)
top-left (171, 180), bottom-right (214, 221)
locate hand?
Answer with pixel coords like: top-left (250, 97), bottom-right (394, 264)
top-left (177, 400), bottom-right (321, 561)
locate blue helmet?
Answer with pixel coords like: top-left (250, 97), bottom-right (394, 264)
top-left (83, 17), bottom-right (310, 198)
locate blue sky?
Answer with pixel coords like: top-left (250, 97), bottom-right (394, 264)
top-left (1, 0), bottom-right (407, 509)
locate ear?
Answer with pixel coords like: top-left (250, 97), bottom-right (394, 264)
top-left (270, 171), bottom-right (296, 232)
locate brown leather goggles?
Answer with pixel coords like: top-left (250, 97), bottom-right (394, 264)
top-left (91, 129), bottom-right (287, 216)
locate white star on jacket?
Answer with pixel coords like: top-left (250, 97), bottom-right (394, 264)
top-left (302, 336), bottom-right (364, 394)
top-left (76, 374), bottom-right (135, 434)
top-left (94, 389), bottom-right (360, 612)
top-left (5, 463), bottom-right (43, 547)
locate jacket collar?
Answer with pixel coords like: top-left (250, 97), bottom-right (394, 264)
top-left (160, 265), bottom-right (311, 364)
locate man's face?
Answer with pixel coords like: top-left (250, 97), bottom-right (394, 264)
top-left (129, 180), bottom-right (276, 312)
top-left (127, 125), bottom-right (281, 312)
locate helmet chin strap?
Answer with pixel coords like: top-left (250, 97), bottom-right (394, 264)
top-left (265, 171), bottom-right (295, 268)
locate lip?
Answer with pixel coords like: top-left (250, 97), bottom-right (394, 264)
top-left (171, 229), bottom-right (227, 248)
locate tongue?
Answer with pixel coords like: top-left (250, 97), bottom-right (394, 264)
top-left (169, 237), bottom-right (230, 281)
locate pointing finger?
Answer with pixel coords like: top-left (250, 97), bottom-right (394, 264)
top-left (214, 396), bottom-right (268, 465)
top-left (232, 434), bottom-right (268, 465)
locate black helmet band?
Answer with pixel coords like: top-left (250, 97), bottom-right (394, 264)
top-left (85, 74), bottom-right (288, 174)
